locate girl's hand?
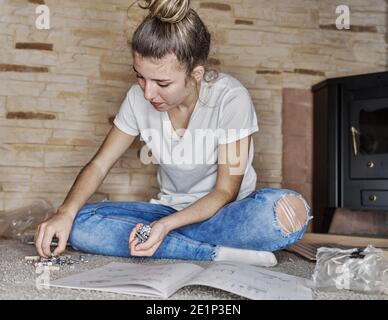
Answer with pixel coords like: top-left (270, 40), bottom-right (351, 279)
top-left (128, 221), bottom-right (169, 257)
top-left (35, 210), bottom-right (75, 258)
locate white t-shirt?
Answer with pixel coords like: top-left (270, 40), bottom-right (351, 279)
top-left (114, 73), bottom-right (259, 210)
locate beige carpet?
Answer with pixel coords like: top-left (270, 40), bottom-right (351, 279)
top-left (0, 239), bottom-right (386, 300)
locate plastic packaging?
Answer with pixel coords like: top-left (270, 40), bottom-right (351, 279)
top-left (312, 245), bottom-right (388, 294)
top-left (0, 199), bottom-right (54, 240)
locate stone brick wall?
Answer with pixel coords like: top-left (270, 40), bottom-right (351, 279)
top-left (282, 88), bottom-right (312, 205)
top-left (0, 0), bottom-right (387, 211)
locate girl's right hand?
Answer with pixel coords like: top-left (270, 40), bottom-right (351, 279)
top-left (34, 210), bottom-right (75, 258)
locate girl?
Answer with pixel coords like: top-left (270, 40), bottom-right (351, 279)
top-left (35, 0), bottom-right (312, 267)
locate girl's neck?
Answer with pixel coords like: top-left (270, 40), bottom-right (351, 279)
top-left (175, 81), bottom-right (201, 114)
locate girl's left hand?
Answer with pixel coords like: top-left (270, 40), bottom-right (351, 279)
top-left (128, 221), bottom-right (169, 257)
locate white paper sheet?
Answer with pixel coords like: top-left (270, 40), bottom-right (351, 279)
top-left (186, 261), bottom-right (313, 300)
top-left (49, 261), bottom-right (313, 300)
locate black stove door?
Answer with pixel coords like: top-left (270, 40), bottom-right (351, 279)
top-left (349, 98), bottom-right (388, 179)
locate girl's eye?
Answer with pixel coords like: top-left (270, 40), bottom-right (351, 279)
top-left (135, 74), bottom-right (169, 87)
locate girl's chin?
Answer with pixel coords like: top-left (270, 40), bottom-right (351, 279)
top-left (153, 104), bottom-right (166, 110)
top-left (154, 104), bottom-right (174, 111)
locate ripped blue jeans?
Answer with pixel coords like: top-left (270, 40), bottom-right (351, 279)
top-left (69, 188), bottom-right (312, 261)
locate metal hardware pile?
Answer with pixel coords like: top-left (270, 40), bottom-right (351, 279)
top-left (24, 255), bottom-right (89, 270)
top-left (135, 224), bottom-right (152, 243)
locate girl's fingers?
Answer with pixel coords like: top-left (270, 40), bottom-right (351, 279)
top-left (129, 235), bottom-right (139, 252)
top-left (132, 240), bottom-right (162, 257)
top-left (41, 228), bottom-right (55, 258)
top-left (53, 234), bottom-right (67, 256)
top-left (35, 225), bottom-right (46, 258)
top-left (129, 223), bottom-right (160, 256)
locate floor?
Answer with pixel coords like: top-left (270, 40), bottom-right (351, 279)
top-left (0, 239), bottom-right (386, 300)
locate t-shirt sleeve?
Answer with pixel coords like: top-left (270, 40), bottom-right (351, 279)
top-left (218, 88), bottom-right (259, 144)
top-left (113, 86), bottom-right (140, 136)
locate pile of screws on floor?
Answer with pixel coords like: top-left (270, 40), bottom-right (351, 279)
top-left (24, 255), bottom-right (89, 270)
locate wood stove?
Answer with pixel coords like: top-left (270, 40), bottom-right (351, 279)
top-left (312, 71), bottom-right (388, 233)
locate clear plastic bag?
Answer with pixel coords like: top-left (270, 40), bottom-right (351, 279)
top-left (0, 199), bottom-right (54, 240)
top-left (312, 245), bottom-right (388, 294)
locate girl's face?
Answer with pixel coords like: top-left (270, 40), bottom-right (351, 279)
top-left (133, 52), bottom-right (200, 112)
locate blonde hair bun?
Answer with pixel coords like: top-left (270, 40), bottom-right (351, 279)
top-left (140, 0), bottom-right (190, 23)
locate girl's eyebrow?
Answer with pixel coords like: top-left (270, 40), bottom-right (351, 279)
top-left (132, 66), bottom-right (171, 82)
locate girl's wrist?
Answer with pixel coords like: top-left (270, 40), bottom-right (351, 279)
top-left (157, 217), bottom-right (176, 232)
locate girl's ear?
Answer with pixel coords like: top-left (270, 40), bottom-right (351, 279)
top-left (191, 65), bottom-right (205, 83)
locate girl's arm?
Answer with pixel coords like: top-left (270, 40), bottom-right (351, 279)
top-left (35, 125), bottom-right (137, 257)
top-left (158, 135), bottom-right (252, 232)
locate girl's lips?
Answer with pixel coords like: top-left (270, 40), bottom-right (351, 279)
top-left (151, 102), bottom-right (163, 108)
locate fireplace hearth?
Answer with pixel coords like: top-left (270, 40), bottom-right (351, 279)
top-left (312, 71), bottom-right (388, 233)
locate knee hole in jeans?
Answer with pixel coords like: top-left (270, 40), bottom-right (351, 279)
top-left (275, 195), bottom-right (308, 234)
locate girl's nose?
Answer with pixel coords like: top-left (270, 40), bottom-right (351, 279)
top-left (144, 82), bottom-right (156, 101)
